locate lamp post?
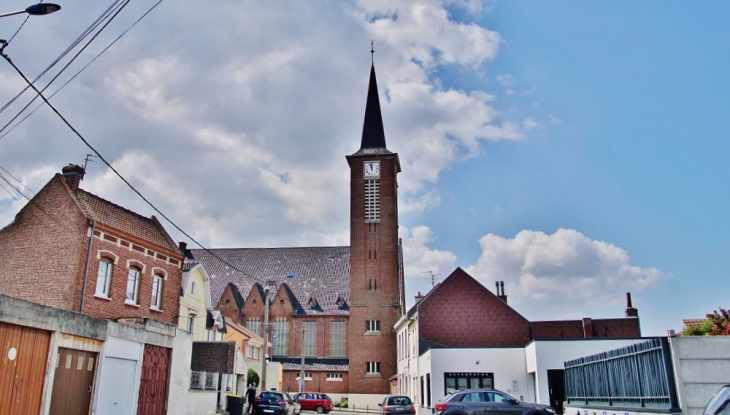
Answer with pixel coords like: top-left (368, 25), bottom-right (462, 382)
top-left (0, 3), bottom-right (61, 18)
top-left (260, 280), bottom-right (272, 392)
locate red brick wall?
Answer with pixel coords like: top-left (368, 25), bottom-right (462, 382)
top-left (219, 285), bottom-right (243, 323)
top-left (74, 228), bottom-right (182, 325)
top-left (418, 268), bottom-right (532, 347)
top-left (529, 318), bottom-right (640, 339)
top-left (0, 175), bottom-right (88, 310)
top-left (281, 370), bottom-right (349, 394)
top-left (347, 154), bottom-right (401, 394)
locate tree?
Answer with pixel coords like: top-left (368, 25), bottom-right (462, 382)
top-left (247, 368), bottom-right (260, 387)
top-left (682, 319), bottom-right (713, 336)
top-left (707, 308), bottom-right (730, 335)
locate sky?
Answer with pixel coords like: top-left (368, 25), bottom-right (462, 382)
top-left (0, 0), bottom-right (728, 337)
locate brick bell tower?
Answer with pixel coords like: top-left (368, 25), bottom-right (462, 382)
top-left (347, 59), bottom-right (404, 395)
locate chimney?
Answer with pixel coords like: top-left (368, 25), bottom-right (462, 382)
top-left (61, 164), bottom-right (85, 190)
top-left (625, 292), bottom-right (639, 318)
top-left (179, 241), bottom-right (188, 254)
top-left (582, 318), bottom-right (594, 338)
top-left (497, 281), bottom-right (508, 304)
top-left (415, 291), bottom-right (424, 305)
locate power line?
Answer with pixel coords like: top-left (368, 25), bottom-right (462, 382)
top-left (0, 170), bottom-right (75, 232)
top-left (0, 46), bottom-right (257, 282)
top-left (0, 0), bottom-right (164, 141)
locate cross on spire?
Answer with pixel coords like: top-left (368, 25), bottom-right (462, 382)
top-left (370, 41), bottom-right (374, 63)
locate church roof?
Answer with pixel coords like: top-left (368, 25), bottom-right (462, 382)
top-left (185, 246), bottom-right (351, 316)
top-left (352, 64), bottom-right (392, 156)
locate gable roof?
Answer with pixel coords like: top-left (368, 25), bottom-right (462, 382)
top-left (186, 246), bottom-right (351, 316)
top-left (224, 316), bottom-right (264, 344)
top-left (68, 183), bottom-right (179, 252)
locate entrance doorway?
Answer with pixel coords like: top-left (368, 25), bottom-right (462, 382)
top-left (547, 369), bottom-right (565, 414)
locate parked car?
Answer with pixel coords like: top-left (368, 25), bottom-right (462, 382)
top-left (379, 395), bottom-right (416, 415)
top-left (433, 389), bottom-right (556, 415)
top-left (257, 391), bottom-right (298, 415)
top-left (296, 392), bottom-right (333, 414)
top-left (703, 385), bottom-right (730, 415)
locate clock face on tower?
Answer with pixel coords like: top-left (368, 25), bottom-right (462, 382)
top-left (364, 161), bottom-right (380, 177)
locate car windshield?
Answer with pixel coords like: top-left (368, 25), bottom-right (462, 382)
top-left (705, 386), bottom-right (730, 415)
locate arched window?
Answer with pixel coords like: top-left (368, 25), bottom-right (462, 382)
top-left (151, 274), bottom-right (164, 309)
top-left (95, 258), bottom-right (113, 297)
top-left (126, 268), bottom-right (141, 304)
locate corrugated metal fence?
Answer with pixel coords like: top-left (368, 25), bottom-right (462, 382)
top-left (564, 338), bottom-right (680, 410)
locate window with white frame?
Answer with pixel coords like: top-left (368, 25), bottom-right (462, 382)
top-left (364, 179), bottom-right (380, 222)
top-left (151, 275), bottom-right (163, 309)
top-left (190, 281), bottom-right (197, 297)
top-left (330, 321), bottom-right (346, 357)
top-left (209, 329), bottom-right (218, 341)
top-left (366, 320), bottom-right (380, 333)
top-left (95, 259), bottom-right (113, 297)
top-left (302, 321), bottom-right (317, 356)
top-left (246, 318), bottom-right (261, 336)
top-left (326, 373), bottom-right (343, 381)
top-left (295, 373), bottom-right (313, 380)
top-left (246, 344), bottom-right (253, 358)
top-left (272, 319), bottom-right (288, 356)
top-left (187, 312), bottom-right (196, 333)
top-left (126, 268), bottom-right (140, 304)
top-left (253, 345), bottom-right (260, 360)
top-left (366, 362), bottom-right (381, 375)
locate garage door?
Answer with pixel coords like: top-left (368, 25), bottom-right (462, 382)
top-left (0, 321), bottom-right (51, 414)
top-left (96, 357), bottom-right (138, 415)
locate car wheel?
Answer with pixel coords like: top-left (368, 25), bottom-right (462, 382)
top-left (316, 406), bottom-right (325, 414)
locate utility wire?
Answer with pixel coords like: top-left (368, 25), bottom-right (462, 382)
top-left (0, 170), bottom-right (75, 232)
top-left (0, 0), bottom-right (132, 136)
top-left (0, 0), bottom-right (162, 140)
top-left (0, 49), bottom-right (257, 282)
top-left (0, 164), bottom-right (35, 195)
top-left (0, 0), bottom-right (126, 116)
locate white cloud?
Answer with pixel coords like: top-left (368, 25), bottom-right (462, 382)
top-left (401, 225), bottom-right (457, 304)
top-left (465, 228), bottom-right (667, 319)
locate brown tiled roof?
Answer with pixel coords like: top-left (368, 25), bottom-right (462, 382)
top-left (186, 247), bottom-right (350, 316)
top-left (72, 189), bottom-right (179, 252)
top-left (683, 318), bottom-right (706, 329)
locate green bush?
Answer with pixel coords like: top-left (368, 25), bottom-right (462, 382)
top-left (340, 402), bottom-right (348, 408)
top-left (247, 368), bottom-right (260, 387)
top-left (682, 319), bottom-right (713, 336)
top-left (333, 402), bottom-right (341, 408)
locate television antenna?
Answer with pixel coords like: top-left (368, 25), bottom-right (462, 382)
top-left (420, 271), bottom-right (440, 287)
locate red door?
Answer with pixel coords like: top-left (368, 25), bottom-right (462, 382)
top-left (49, 348), bottom-right (98, 415)
top-left (137, 344), bottom-right (170, 415)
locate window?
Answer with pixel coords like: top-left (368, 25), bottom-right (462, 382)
top-left (330, 321), bottom-right (346, 357)
top-left (187, 313), bottom-right (195, 334)
top-left (246, 344), bottom-right (253, 358)
top-left (366, 361), bottom-right (381, 375)
top-left (366, 320), bottom-right (381, 332)
top-left (326, 373), bottom-right (343, 381)
top-left (246, 318), bottom-right (261, 336)
top-left (190, 281), bottom-right (197, 297)
top-left (444, 372), bottom-right (493, 395)
top-left (125, 268), bottom-right (140, 304)
top-left (151, 275), bottom-right (163, 309)
top-left (302, 321), bottom-right (317, 356)
top-left (364, 179), bottom-right (380, 222)
top-left (253, 346), bottom-right (260, 360)
top-left (95, 259), bottom-right (113, 297)
top-left (295, 373), bottom-right (313, 380)
top-left (272, 319), bottom-right (289, 356)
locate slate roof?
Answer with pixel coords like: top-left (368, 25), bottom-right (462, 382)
top-left (185, 247), bottom-right (351, 316)
top-left (351, 63), bottom-right (392, 157)
top-left (71, 187), bottom-right (179, 252)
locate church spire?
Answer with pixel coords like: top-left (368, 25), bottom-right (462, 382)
top-left (359, 62), bottom-right (388, 151)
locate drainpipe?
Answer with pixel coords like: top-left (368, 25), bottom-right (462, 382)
top-left (79, 219), bottom-right (97, 314)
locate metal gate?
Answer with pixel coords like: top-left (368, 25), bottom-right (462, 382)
top-left (49, 348), bottom-right (98, 415)
top-left (0, 321), bottom-right (51, 414)
top-left (137, 344), bottom-right (170, 415)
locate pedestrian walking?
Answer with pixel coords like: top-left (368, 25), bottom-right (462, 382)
top-left (245, 384), bottom-right (257, 414)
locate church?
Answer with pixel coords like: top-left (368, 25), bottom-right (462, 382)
top-left (185, 60), bottom-right (404, 404)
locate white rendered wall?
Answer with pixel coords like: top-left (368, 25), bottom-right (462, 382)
top-left (669, 336), bottom-right (730, 415)
top-left (526, 338), bottom-right (647, 405)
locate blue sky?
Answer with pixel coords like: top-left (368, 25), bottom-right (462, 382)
top-left (0, 1), bottom-right (727, 336)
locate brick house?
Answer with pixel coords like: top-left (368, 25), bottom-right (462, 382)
top-left (0, 164), bottom-right (187, 414)
top-left (186, 61), bottom-right (404, 407)
top-left (395, 267), bottom-right (645, 413)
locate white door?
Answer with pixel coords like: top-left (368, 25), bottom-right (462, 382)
top-left (97, 357), bottom-right (138, 415)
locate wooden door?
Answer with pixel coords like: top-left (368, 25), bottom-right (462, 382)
top-left (0, 321), bottom-right (51, 414)
top-left (49, 347), bottom-right (98, 415)
top-left (137, 344), bottom-right (170, 415)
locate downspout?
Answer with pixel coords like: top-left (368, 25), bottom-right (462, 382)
top-left (79, 219), bottom-right (97, 314)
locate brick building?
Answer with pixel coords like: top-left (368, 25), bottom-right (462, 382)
top-left (0, 164), bottom-right (186, 414)
top-left (395, 267), bottom-right (644, 413)
top-left (186, 62), bottom-right (404, 405)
